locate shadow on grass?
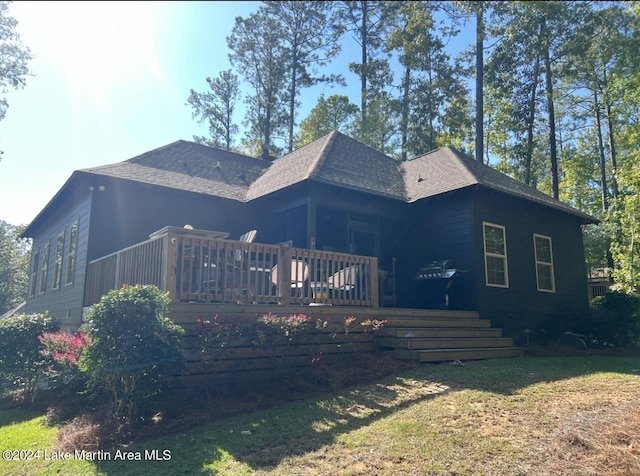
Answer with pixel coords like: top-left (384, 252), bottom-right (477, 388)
top-left (88, 353), bottom-right (640, 475)
top-left (0, 407), bottom-right (44, 428)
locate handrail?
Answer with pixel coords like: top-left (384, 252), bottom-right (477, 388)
top-left (84, 228), bottom-right (379, 308)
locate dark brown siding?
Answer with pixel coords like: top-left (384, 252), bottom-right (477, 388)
top-left (392, 189), bottom-right (478, 310)
top-left (87, 179), bottom-right (251, 261)
top-left (473, 187), bottom-right (589, 339)
top-left (25, 190), bottom-right (92, 327)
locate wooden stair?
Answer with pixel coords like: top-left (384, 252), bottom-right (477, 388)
top-left (375, 309), bottom-right (524, 363)
top-left (169, 302), bottom-right (524, 363)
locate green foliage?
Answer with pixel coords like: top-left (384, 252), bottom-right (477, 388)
top-left (82, 285), bottom-right (185, 424)
top-left (0, 220), bottom-right (30, 315)
top-left (0, 1), bottom-right (32, 127)
top-left (296, 94), bottom-right (358, 146)
top-left (0, 312), bottom-right (59, 401)
top-left (590, 291), bottom-right (640, 347)
top-left (187, 69), bottom-right (240, 151)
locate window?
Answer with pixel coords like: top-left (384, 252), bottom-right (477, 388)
top-left (29, 250), bottom-right (39, 297)
top-left (65, 221), bottom-right (78, 285)
top-left (534, 234), bottom-right (555, 292)
top-left (52, 232), bottom-right (65, 290)
top-left (483, 222), bottom-right (509, 287)
top-left (39, 242), bottom-right (50, 294)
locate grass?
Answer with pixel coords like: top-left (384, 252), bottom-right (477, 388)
top-left (1, 354), bottom-right (639, 475)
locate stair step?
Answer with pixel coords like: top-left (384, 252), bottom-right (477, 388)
top-left (394, 347), bottom-right (525, 362)
top-left (378, 328), bottom-right (503, 338)
top-left (381, 309), bottom-right (480, 319)
top-left (378, 337), bottom-right (514, 350)
top-left (381, 318), bottom-right (491, 329)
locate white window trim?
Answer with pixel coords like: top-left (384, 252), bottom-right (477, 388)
top-left (534, 233), bottom-right (556, 293)
top-left (483, 222), bottom-right (509, 288)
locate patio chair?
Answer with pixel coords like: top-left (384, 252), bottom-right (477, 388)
top-left (270, 259), bottom-right (310, 297)
top-left (204, 229), bottom-right (257, 300)
top-left (310, 265), bottom-right (359, 300)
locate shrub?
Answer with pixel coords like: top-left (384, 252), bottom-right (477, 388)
top-left (39, 330), bottom-right (91, 385)
top-left (590, 291), bottom-right (640, 347)
top-left (0, 312), bottom-right (59, 401)
top-left (82, 285), bottom-right (185, 425)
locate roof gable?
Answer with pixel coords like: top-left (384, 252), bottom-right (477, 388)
top-left (402, 146), bottom-right (597, 223)
top-left (246, 131), bottom-right (406, 201)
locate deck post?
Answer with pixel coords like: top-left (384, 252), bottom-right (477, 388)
top-left (370, 257), bottom-right (379, 308)
top-left (165, 232), bottom-right (178, 301)
top-left (278, 246), bottom-right (293, 305)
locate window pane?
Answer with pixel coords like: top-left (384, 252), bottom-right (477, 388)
top-left (537, 264), bottom-right (553, 290)
top-left (535, 236), bottom-right (552, 263)
top-left (485, 225), bottom-right (505, 255)
top-left (487, 256), bottom-right (506, 286)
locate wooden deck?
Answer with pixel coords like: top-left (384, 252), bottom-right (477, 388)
top-left (83, 226), bottom-right (522, 372)
top-left (84, 226), bottom-right (379, 308)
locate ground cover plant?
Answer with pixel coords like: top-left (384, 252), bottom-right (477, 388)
top-left (1, 353), bottom-right (638, 475)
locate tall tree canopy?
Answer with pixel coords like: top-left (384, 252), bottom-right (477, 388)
top-left (0, 220), bottom-right (29, 315)
top-left (265, 1), bottom-right (344, 153)
top-left (187, 69), bottom-right (240, 151)
top-left (189, 0), bottom-right (640, 288)
top-left (0, 1), bottom-right (32, 159)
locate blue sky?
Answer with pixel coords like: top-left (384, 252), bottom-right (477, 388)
top-left (0, 1), bottom-right (473, 227)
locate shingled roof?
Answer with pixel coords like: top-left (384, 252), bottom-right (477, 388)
top-left (247, 130), bottom-right (406, 201)
top-left (402, 146), bottom-right (597, 223)
top-left (24, 132), bottom-right (596, 238)
top-left (80, 140), bottom-right (269, 201)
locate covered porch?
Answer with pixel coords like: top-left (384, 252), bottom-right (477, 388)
top-left (84, 226), bottom-right (382, 308)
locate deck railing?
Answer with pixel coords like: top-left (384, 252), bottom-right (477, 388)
top-left (85, 227), bottom-right (378, 308)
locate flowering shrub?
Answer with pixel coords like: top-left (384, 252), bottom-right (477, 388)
top-left (344, 315), bottom-right (357, 333)
top-left (83, 285), bottom-right (185, 424)
top-left (258, 313), bottom-right (312, 339)
top-left (361, 318), bottom-right (388, 333)
top-left (38, 331), bottom-right (91, 383)
top-left (196, 315), bottom-right (257, 350)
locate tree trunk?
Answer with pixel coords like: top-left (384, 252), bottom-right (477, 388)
top-left (602, 68), bottom-right (619, 200)
top-left (288, 48), bottom-right (298, 153)
top-left (401, 66), bottom-right (410, 161)
top-left (524, 55), bottom-right (541, 186)
top-left (542, 19), bottom-right (559, 199)
top-left (475, 2), bottom-right (484, 163)
top-left (361, 0), bottom-right (368, 125)
top-left (594, 90), bottom-right (609, 212)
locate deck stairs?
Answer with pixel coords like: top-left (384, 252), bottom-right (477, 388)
top-left (170, 303), bottom-right (524, 363)
top-left (375, 309), bottom-right (524, 362)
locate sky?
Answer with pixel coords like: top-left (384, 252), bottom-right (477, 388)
top-left (0, 1), bottom-right (473, 228)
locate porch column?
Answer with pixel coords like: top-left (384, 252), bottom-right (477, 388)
top-left (307, 202), bottom-right (316, 250)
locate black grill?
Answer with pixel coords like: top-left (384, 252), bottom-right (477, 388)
top-left (412, 259), bottom-right (466, 309)
top-left (415, 259), bottom-right (460, 280)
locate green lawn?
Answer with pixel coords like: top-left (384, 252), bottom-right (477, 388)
top-left (1, 355), bottom-right (639, 475)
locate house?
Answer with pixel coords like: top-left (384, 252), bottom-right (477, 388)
top-left (21, 130), bottom-right (597, 338)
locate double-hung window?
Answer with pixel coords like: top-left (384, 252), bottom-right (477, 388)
top-left (29, 250), bottom-right (39, 297)
top-left (483, 222), bottom-right (509, 287)
top-left (534, 234), bottom-right (555, 292)
top-left (65, 221), bottom-right (78, 285)
top-left (39, 242), bottom-right (50, 294)
top-left (52, 232), bottom-right (65, 290)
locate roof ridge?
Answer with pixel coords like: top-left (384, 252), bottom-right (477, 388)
top-left (441, 146), bottom-right (481, 185)
top-left (307, 130), bottom-right (339, 178)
